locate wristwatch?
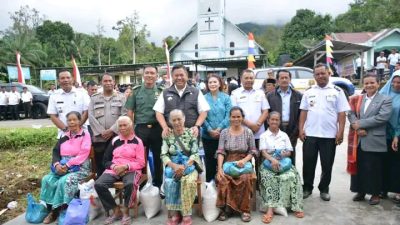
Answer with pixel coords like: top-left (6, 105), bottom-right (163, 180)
top-left (62, 127), bottom-right (68, 132)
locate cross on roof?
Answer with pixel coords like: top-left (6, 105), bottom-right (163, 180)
top-left (205, 17), bottom-right (214, 30)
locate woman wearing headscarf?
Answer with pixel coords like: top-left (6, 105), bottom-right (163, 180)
top-left (380, 70), bottom-right (400, 203)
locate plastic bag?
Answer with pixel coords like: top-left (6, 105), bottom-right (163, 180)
top-left (273, 207), bottom-right (288, 217)
top-left (58, 209), bottom-right (66, 225)
top-left (202, 181), bottom-right (219, 222)
top-left (64, 198), bottom-right (90, 225)
top-left (78, 179), bottom-right (96, 199)
top-left (25, 193), bottom-right (48, 224)
top-left (139, 182), bottom-right (161, 219)
top-left (223, 161), bottom-right (253, 178)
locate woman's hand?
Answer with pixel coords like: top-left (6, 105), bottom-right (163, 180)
top-left (173, 164), bottom-right (185, 179)
top-left (236, 159), bottom-right (245, 168)
top-left (217, 168), bottom-right (225, 180)
top-left (114, 165), bottom-right (128, 176)
top-left (271, 158), bottom-right (280, 172)
top-left (55, 164), bottom-right (67, 175)
top-left (209, 130), bottom-right (220, 139)
top-left (281, 150), bottom-right (291, 158)
top-left (187, 159), bottom-right (194, 166)
top-left (357, 129), bottom-right (368, 137)
top-left (392, 136), bottom-right (399, 152)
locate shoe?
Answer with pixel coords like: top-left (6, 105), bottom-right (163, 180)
top-left (303, 190), bottom-right (312, 199)
top-left (43, 211), bottom-right (58, 224)
top-left (379, 192), bottom-right (388, 199)
top-left (391, 194), bottom-right (400, 204)
top-left (320, 192), bottom-right (331, 201)
top-left (368, 195), bottom-right (380, 205)
top-left (352, 193), bottom-right (366, 201)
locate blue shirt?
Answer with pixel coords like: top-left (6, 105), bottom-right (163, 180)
top-left (278, 87), bottom-right (291, 122)
top-left (202, 91), bottom-right (232, 139)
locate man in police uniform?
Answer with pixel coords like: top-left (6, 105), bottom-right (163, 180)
top-left (125, 65), bottom-right (163, 188)
top-left (299, 63), bottom-right (350, 201)
top-left (47, 71), bottom-right (90, 138)
top-left (89, 74), bottom-right (126, 176)
top-left (153, 64), bottom-right (210, 138)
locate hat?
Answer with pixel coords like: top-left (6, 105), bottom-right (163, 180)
top-left (266, 78), bottom-right (276, 84)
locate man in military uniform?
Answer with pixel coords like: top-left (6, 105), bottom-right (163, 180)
top-left (125, 65), bottom-right (164, 188)
top-left (89, 74), bottom-right (126, 176)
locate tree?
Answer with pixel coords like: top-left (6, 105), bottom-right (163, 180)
top-left (36, 20), bottom-right (75, 66)
top-left (334, 0), bottom-right (400, 32)
top-left (113, 11), bottom-right (149, 64)
top-left (163, 35), bottom-right (180, 48)
top-left (279, 9), bottom-right (333, 60)
top-left (255, 25), bottom-right (284, 65)
top-left (94, 19), bottom-right (105, 66)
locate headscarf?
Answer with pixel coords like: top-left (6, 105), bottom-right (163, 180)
top-left (379, 70), bottom-right (400, 138)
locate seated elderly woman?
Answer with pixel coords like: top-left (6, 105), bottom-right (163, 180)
top-left (94, 116), bottom-right (145, 225)
top-left (40, 111), bottom-right (91, 224)
top-left (259, 111), bottom-right (304, 224)
top-left (216, 106), bottom-right (257, 222)
top-left (161, 109), bottom-right (202, 225)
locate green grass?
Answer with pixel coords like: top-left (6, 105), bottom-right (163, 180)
top-left (0, 127), bottom-right (57, 150)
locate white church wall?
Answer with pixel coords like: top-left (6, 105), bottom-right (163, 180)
top-left (171, 30), bottom-right (199, 61)
top-left (223, 23), bottom-right (249, 57)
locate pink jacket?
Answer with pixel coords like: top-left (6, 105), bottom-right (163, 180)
top-left (103, 133), bottom-right (145, 175)
top-left (52, 129), bottom-right (91, 167)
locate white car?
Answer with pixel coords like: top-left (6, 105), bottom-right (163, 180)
top-left (253, 66), bottom-right (355, 96)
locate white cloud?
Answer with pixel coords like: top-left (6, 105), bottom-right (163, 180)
top-left (0, 0), bottom-right (352, 45)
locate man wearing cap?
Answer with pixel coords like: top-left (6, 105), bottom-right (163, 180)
top-left (21, 87), bottom-right (33, 119)
top-left (47, 71), bottom-right (90, 138)
top-left (126, 65), bottom-right (164, 188)
top-left (89, 74), bottom-right (126, 176)
top-left (0, 86), bottom-right (9, 120)
top-left (8, 86), bottom-right (21, 120)
top-left (263, 78), bottom-right (276, 94)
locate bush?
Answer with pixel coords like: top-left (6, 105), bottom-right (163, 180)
top-left (0, 127), bottom-right (57, 150)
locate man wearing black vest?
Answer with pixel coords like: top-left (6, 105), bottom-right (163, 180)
top-left (266, 70), bottom-right (303, 165)
top-left (153, 64), bottom-right (210, 138)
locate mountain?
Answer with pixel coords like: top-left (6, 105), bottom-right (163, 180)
top-left (237, 22), bottom-right (283, 36)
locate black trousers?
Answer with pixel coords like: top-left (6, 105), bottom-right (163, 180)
top-left (23, 102), bottom-right (31, 118)
top-left (95, 172), bottom-right (136, 211)
top-left (281, 124), bottom-right (298, 166)
top-left (135, 123), bottom-right (163, 188)
top-left (9, 105), bottom-right (18, 120)
top-left (202, 138), bottom-right (219, 182)
top-left (302, 136), bottom-right (336, 193)
top-left (0, 105), bottom-right (7, 120)
top-left (93, 140), bottom-right (112, 177)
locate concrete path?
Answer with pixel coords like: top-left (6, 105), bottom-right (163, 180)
top-left (0, 118), bottom-right (54, 129)
top-left (4, 122), bottom-right (400, 225)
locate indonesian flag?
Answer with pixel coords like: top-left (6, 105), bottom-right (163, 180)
top-left (164, 41), bottom-right (172, 83)
top-left (71, 56), bottom-right (81, 86)
top-left (247, 32), bottom-right (256, 69)
top-left (16, 52), bottom-right (25, 84)
top-left (325, 35), bottom-right (334, 74)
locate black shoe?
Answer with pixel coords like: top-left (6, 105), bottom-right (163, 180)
top-left (320, 192), bottom-right (331, 201)
top-left (352, 193), bottom-right (365, 201)
top-left (379, 192), bottom-right (388, 199)
top-left (368, 195), bottom-right (380, 205)
top-left (303, 190), bottom-right (312, 199)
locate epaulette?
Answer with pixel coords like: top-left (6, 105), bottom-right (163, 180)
top-left (132, 85), bottom-right (141, 90)
top-left (91, 92), bottom-right (101, 97)
top-left (333, 85), bottom-right (342, 92)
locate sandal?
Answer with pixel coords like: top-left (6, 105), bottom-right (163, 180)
top-left (43, 211), bottom-right (58, 224)
top-left (262, 213), bottom-right (273, 224)
top-left (181, 216), bottom-right (192, 225)
top-left (241, 212), bottom-right (252, 222)
top-left (294, 211), bottom-right (304, 218)
top-left (166, 214), bottom-right (181, 225)
top-left (121, 215), bottom-right (131, 225)
top-left (217, 211), bottom-right (227, 221)
top-left (104, 214), bottom-right (122, 225)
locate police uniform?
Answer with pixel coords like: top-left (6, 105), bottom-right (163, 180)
top-left (299, 84), bottom-right (350, 194)
top-left (125, 84), bottom-right (164, 188)
top-left (47, 87), bottom-right (90, 138)
top-left (89, 91), bottom-right (127, 176)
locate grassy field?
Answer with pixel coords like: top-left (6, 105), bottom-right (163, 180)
top-left (0, 128), bottom-right (55, 224)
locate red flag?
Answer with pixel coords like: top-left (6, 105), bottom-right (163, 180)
top-left (16, 52), bottom-right (25, 84)
top-left (71, 56), bottom-right (81, 86)
top-left (248, 32), bottom-right (256, 69)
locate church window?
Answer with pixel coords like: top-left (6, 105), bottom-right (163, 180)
top-left (230, 42), bottom-right (235, 55)
top-left (195, 44), bottom-right (198, 57)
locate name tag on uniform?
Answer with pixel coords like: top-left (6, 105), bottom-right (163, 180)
top-left (238, 95), bottom-right (247, 102)
top-left (255, 94), bottom-right (262, 102)
top-left (326, 94), bottom-right (337, 102)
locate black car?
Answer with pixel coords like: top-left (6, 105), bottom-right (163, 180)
top-left (1, 82), bottom-right (49, 119)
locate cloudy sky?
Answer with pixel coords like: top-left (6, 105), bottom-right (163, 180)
top-left (2, 0), bottom-right (353, 45)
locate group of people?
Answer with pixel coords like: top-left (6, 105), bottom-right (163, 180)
top-left (37, 62), bottom-right (400, 225)
top-left (0, 85), bottom-right (33, 120)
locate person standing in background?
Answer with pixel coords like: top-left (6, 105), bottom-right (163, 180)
top-left (21, 87), bottom-right (33, 119)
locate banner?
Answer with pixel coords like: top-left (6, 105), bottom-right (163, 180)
top-left (7, 65), bottom-right (31, 80)
top-left (40, 70), bottom-right (57, 81)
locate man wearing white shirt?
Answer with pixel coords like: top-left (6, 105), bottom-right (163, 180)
top-left (299, 63), bottom-right (350, 201)
top-left (0, 86), bottom-right (8, 120)
top-left (21, 87), bottom-right (33, 119)
top-left (153, 64), bottom-right (210, 138)
top-left (376, 51), bottom-right (387, 81)
top-left (388, 48), bottom-right (399, 76)
top-left (47, 71), bottom-right (90, 138)
top-left (48, 84), bottom-right (57, 95)
top-left (8, 86), bottom-right (21, 120)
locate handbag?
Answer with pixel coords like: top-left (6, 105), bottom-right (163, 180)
top-left (25, 193), bottom-right (49, 224)
top-left (263, 149), bottom-right (292, 173)
top-left (64, 198), bottom-right (90, 225)
top-left (222, 161), bottom-right (253, 178)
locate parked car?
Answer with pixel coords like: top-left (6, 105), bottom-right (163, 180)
top-left (253, 66), bottom-right (355, 97)
top-left (1, 82), bottom-right (49, 119)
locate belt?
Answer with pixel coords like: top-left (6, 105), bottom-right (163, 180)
top-left (137, 123), bottom-right (159, 129)
top-left (282, 121), bottom-right (289, 126)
